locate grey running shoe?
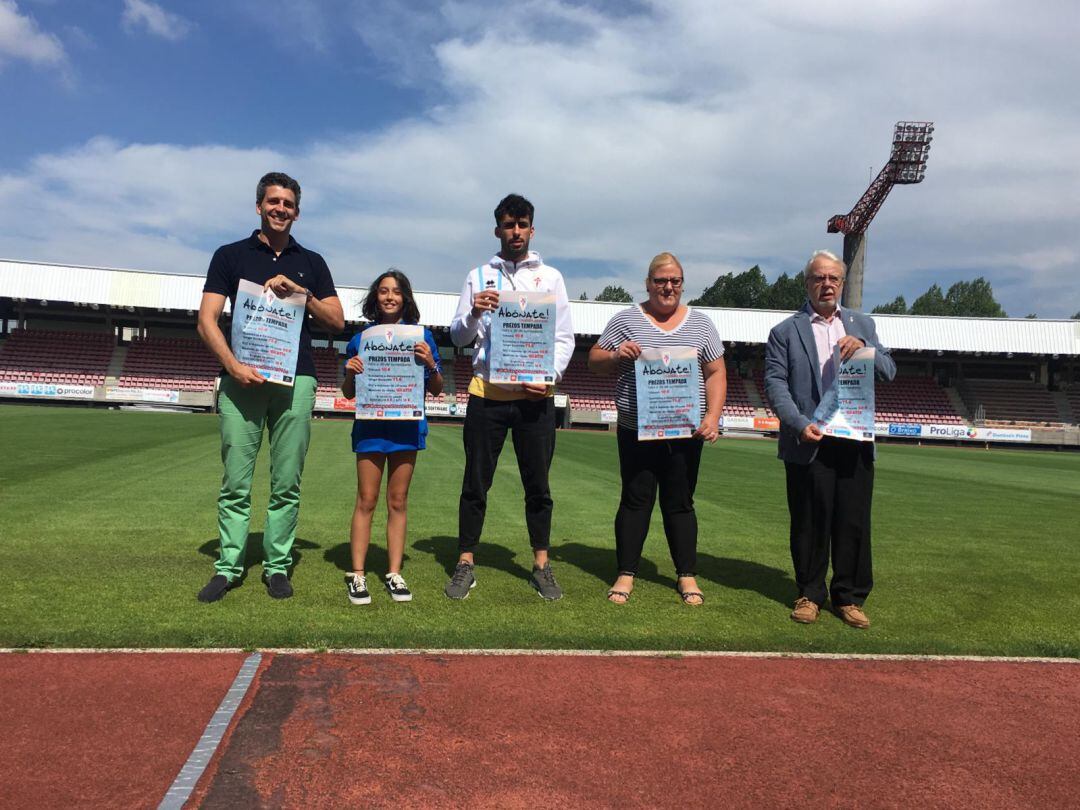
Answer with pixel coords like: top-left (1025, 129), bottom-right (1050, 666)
top-left (444, 562), bottom-right (476, 600)
top-left (531, 562), bottom-right (563, 600)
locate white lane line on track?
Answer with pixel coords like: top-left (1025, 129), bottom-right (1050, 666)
top-left (2, 648), bottom-right (1078, 664)
top-left (157, 652), bottom-right (261, 810)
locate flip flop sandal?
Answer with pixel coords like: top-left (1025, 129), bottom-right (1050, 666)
top-left (606, 589), bottom-right (632, 604)
top-left (678, 590), bottom-right (704, 606)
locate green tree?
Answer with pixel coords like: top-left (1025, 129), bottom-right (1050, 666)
top-left (579, 291), bottom-right (588, 300)
top-left (909, 283), bottom-right (948, 316)
top-left (943, 277), bottom-right (1006, 317)
top-left (690, 273), bottom-right (733, 307)
top-left (595, 285), bottom-right (633, 303)
top-left (766, 272), bottom-right (805, 310)
top-left (1073, 311), bottom-right (1080, 319)
top-left (1024, 313), bottom-right (1037, 319)
top-left (690, 265), bottom-right (769, 308)
top-left (872, 295), bottom-right (908, 315)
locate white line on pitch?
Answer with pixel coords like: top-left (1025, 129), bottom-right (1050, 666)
top-left (157, 652), bottom-right (261, 810)
top-left (2, 647), bottom-right (1077, 664)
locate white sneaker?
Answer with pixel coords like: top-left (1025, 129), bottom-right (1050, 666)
top-left (346, 573), bottom-right (371, 605)
top-left (384, 572), bottom-right (413, 602)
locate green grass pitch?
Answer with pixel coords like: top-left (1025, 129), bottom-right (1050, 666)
top-left (2, 403), bottom-right (1077, 656)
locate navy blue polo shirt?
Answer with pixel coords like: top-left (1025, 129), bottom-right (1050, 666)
top-left (203, 230), bottom-right (337, 378)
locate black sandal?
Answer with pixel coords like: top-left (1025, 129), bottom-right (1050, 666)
top-left (608, 572), bottom-right (635, 604)
top-left (676, 575), bottom-right (704, 606)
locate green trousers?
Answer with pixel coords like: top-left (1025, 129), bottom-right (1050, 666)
top-left (214, 375), bottom-right (317, 579)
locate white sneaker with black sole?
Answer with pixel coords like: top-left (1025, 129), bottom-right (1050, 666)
top-left (346, 573), bottom-right (371, 605)
top-left (384, 572), bottom-right (413, 602)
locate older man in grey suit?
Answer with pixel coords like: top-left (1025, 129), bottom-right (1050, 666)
top-left (764, 250), bottom-right (897, 628)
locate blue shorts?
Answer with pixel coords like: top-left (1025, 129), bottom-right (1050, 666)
top-left (352, 417), bottom-right (428, 454)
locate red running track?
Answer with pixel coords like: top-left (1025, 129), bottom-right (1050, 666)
top-left (2, 652), bottom-right (1078, 808)
top-left (0, 652), bottom-right (247, 807)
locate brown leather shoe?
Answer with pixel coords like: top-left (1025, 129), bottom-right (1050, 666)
top-left (836, 604), bottom-right (870, 629)
top-left (790, 597), bottom-right (820, 624)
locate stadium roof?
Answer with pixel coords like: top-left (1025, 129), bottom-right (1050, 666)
top-left (3, 259), bottom-right (1079, 356)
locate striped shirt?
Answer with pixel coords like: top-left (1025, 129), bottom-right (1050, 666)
top-left (597, 305), bottom-right (725, 430)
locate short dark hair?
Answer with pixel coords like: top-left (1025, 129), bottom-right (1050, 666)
top-left (256, 172), bottom-right (301, 206)
top-left (494, 193), bottom-right (534, 224)
top-left (361, 268), bottom-right (421, 324)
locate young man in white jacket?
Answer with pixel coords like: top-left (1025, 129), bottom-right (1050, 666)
top-left (445, 194), bottom-right (575, 600)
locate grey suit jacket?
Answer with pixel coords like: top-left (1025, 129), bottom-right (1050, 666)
top-left (764, 303), bottom-right (897, 464)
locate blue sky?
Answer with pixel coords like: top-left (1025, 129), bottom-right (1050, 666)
top-left (2, 0), bottom-right (1078, 317)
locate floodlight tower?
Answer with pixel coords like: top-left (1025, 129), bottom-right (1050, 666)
top-left (827, 121), bottom-right (934, 309)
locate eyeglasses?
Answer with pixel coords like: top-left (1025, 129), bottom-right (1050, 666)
top-left (650, 277), bottom-right (683, 289)
top-left (809, 275), bottom-right (843, 286)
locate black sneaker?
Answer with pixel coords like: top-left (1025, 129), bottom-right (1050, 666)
top-left (265, 572), bottom-right (293, 599)
top-left (444, 561), bottom-right (476, 600)
top-left (384, 573), bottom-right (413, 602)
top-left (531, 562), bottom-right (563, 600)
top-left (197, 574), bottom-right (231, 603)
top-left (346, 573), bottom-right (371, 605)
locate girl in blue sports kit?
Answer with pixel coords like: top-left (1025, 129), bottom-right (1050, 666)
top-left (341, 269), bottom-right (443, 604)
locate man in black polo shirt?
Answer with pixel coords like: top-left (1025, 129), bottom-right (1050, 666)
top-left (196, 172), bottom-right (344, 602)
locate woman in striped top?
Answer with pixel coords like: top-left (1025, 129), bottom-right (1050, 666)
top-left (588, 253), bottom-right (727, 605)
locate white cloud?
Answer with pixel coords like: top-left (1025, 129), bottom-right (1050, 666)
top-left (0, 0), bottom-right (65, 67)
top-left (121, 0), bottom-right (193, 41)
top-left (2, 0), bottom-right (1079, 317)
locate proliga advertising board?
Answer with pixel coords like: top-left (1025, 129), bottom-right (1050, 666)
top-left (0, 381), bottom-right (95, 399)
top-left (921, 424), bottom-right (1032, 443)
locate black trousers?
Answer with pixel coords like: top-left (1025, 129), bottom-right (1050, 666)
top-left (784, 437), bottom-right (875, 607)
top-left (458, 394), bottom-right (556, 552)
top-left (614, 426), bottom-right (703, 577)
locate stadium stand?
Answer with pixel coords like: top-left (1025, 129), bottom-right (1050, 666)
top-left (751, 370), bottom-right (776, 417)
top-left (722, 366), bottom-right (755, 418)
top-left (312, 346), bottom-right (343, 396)
top-left (875, 376), bottom-right (964, 425)
top-left (452, 356), bottom-right (473, 405)
top-left (962, 379), bottom-right (1065, 426)
top-left (1065, 385), bottom-right (1080, 424)
top-left (117, 336), bottom-right (218, 392)
top-left (559, 357), bottom-right (616, 411)
top-left (0, 328), bottom-right (114, 386)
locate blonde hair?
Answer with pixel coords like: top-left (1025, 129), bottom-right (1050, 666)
top-left (647, 252), bottom-right (683, 278)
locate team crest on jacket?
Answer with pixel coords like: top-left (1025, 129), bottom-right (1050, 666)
top-left (533, 276), bottom-right (541, 288)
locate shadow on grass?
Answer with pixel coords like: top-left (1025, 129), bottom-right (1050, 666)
top-left (550, 541), bottom-right (668, 589)
top-left (197, 534), bottom-right (321, 586)
top-left (696, 552), bottom-right (793, 606)
top-left (413, 535), bottom-right (535, 583)
top-left (550, 542), bottom-right (793, 605)
top-left (324, 541), bottom-right (395, 575)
